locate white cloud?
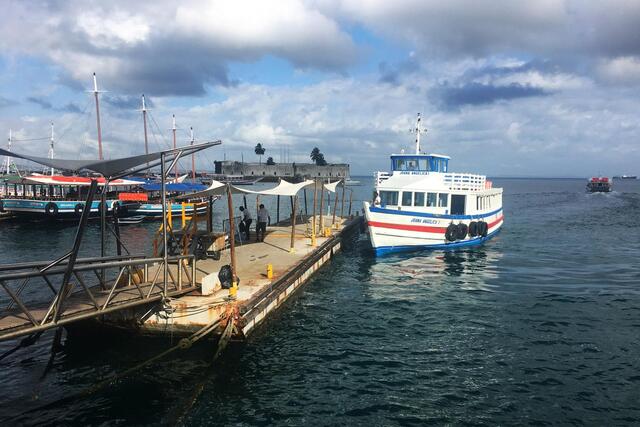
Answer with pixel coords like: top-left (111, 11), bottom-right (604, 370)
top-left (597, 56), bottom-right (640, 85)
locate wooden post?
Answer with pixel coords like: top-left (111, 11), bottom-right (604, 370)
top-left (319, 180), bottom-right (325, 233)
top-left (340, 181), bottom-right (346, 221)
top-left (243, 194), bottom-right (247, 209)
top-left (290, 195), bottom-right (297, 252)
top-left (348, 189), bottom-right (353, 216)
top-left (332, 189), bottom-right (338, 228)
top-left (311, 180), bottom-right (317, 246)
top-left (303, 188), bottom-right (308, 216)
top-left (226, 185), bottom-right (237, 298)
top-left (276, 195), bottom-right (280, 224)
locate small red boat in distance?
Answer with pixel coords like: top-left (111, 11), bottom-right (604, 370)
top-left (586, 176), bottom-right (612, 193)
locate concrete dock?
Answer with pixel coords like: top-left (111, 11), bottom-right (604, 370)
top-left (138, 214), bottom-right (362, 339)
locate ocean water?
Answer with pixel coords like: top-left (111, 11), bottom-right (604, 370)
top-left (1, 178), bottom-right (639, 425)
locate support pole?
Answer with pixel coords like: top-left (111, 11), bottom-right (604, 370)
top-left (303, 189), bottom-right (308, 216)
top-left (172, 114), bottom-right (178, 178)
top-left (340, 181), bottom-right (346, 221)
top-left (290, 195), bottom-right (297, 253)
top-left (348, 190), bottom-right (353, 216)
top-left (226, 185), bottom-right (237, 298)
top-left (142, 94), bottom-right (149, 169)
top-left (207, 196), bottom-right (213, 233)
top-left (276, 195), bottom-right (280, 224)
top-left (319, 181), bottom-right (324, 234)
top-left (100, 180), bottom-right (108, 285)
top-left (311, 180), bottom-right (317, 246)
top-left (161, 153), bottom-right (168, 295)
top-left (332, 189), bottom-right (338, 229)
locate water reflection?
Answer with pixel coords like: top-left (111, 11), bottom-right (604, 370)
top-left (365, 242), bottom-right (503, 295)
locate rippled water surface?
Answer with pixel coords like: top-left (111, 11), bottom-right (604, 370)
top-left (1, 178), bottom-right (639, 425)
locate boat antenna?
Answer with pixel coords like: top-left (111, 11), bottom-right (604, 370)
top-left (190, 126), bottom-right (196, 181)
top-left (141, 94), bottom-right (149, 170)
top-left (5, 129), bottom-right (12, 174)
top-left (172, 114), bottom-right (179, 177)
top-left (92, 73), bottom-right (104, 160)
top-left (49, 122), bottom-right (55, 176)
top-left (410, 113), bottom-right (427, 154)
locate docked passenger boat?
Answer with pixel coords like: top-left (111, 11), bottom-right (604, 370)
top-left (586, 177), bottom-right (612, 193)
top-left (0, 174), bottom-right (140, 220)
top-left (363, 114), bottom-right (504, 255)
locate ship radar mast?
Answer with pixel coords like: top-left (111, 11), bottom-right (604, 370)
top-left (410, 113), bottom-right (427, 154)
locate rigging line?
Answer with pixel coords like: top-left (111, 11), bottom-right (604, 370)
top-left (56, 97), bottom-right (94, 144)
top-left (147, 110), bottom-right (172, 150)
top-left (11, 137), bottom-right (49, 142)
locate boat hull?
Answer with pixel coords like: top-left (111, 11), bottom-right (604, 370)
top-left (363, 202), bottom-right (504, 255)
top-left (0, 199), bottom-right (127, 220)
top-left (128, 203), bottom-right (208, 218)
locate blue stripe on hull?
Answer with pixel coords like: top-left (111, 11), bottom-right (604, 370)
top-left (373, 226), bottom-right (502, 256)
top-left (368, 206), bottom-right (503, 220)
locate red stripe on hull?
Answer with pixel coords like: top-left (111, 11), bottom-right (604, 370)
top-left (368, 215), bottom-right (504, 234)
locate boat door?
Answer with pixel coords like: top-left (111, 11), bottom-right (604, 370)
top-left (451, 195), bottom-right (466, 215)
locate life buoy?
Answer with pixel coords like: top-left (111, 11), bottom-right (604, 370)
top-left (478, 221), bottom-right (488, 237)
top-left (74, 203), bottom-right (84, 215)
top-left (45, 202), bottom-right (58, 216)
top-left (456, 223), bottom-right (468, 240)
top-left (445, 223), bottom-right (458, 241)
top-left (468, 221), bottom-right (478, 237)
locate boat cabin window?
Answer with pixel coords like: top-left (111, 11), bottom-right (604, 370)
top-left (379, 190), bottom-right (398, 206)
top-left (414, 192), bottom-right (425, 206)
top-left (426, 192), bottom-right (437, 207)
top-left (438, 193), bottom-right (448, 208)
top-left (401, 191), bottom-right (412, 206)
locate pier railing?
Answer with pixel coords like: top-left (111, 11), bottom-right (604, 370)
top-left (0, 253), bottom-right (199, 342)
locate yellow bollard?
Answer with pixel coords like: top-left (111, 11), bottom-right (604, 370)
top-left (311, 234), bottom-right (317, 247)
top-left (324, 227), bottom-right (331, 237)
top-left (229, 281), bottom-right (238, 299)
top-left (267, 263), bottom-right (273, 279)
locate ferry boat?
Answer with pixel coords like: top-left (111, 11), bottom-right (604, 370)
top-left (363, 114), bottom-right (504, 255)
top-left (586, 177), bottom-right (612, 192)
top-left (613, 175), bottom-right (637, 180)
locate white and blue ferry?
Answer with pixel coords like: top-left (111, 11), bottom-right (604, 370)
top-left (363, 114), bottom-right (504, 255)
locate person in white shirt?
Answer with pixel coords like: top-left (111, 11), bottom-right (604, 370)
top-left (238, 206), bottom-right (252, 240)
top-left (374, 191), bottom-right (381, 206)
top-left (256, 204), bottom-right (270, 242)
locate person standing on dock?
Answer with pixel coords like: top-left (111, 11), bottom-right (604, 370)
top-left (239, 206), bottom-right (253, 240)
top-left (256, 204), bottom-right (270, 242)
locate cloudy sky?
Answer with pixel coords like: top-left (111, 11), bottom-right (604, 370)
top-left (1, 0), bottom-right (639, 177)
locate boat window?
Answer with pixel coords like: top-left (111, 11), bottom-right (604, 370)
top-left (414, 192), bottom-right (425, 206)
top-left (442, 160), bottom-right (448, 172)
top-left (379, 190), bottom-right (398, 206)
top-left (402, 191), bottom-right (413, 206)
top-left (438, 193), bottom-right (448, 207)
top-left (395, 159), bottom-right (406, 170)
top-left (406, 159), bottom-right (418, 171)
top-left (426, 192), bottom-right (437, 207)
top-left (419, 159), bottom-right (429, 171)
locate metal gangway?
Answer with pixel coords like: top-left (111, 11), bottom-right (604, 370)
top-left (0, 140), bottom-right (221, 343)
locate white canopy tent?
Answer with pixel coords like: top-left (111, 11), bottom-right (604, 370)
top-left (176, 178), bottom-right (316, 199)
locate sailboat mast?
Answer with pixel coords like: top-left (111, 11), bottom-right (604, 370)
top-left (190, 126), bottom-right (195, 181)
top-left (93, 73), bottom-right (103, 160)
top-left (172, 114), bottom-right (178, 177)
top-left (49, 122), bottom-right (55, 176)
top-left (142, 94), bottom-right (149, 157)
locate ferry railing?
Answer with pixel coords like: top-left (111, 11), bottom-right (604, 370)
top-left (375, 171), bottom-right (391, 185)
top-left (443, 173), bottom-right (486, 191)
top-left (0, 253), bottom-right (199, 342)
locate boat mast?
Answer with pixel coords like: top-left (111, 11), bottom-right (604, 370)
top-left (49, 122), bottom-right (55, 176)
top-left (172, 114), bottom-right (178, 177)
top-left (190, 126), bottom-right (195, 181)
top-left (142, 94), bottom-right (149, 170)
top-left (5, 129), bottom-right (11, 174)
top-left (413, 113), bottom-right (426, 154)
top-left (93, 73), bottom-right (104, 160)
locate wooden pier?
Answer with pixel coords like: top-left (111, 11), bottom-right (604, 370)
top-left (116, 214), bottom-right (362, 339)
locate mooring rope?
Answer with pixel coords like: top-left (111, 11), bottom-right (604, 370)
top-left (9, 313), bottom-right (233, 420)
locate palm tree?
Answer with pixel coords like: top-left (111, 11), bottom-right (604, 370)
top-left (266, 156), bottom-right (275, 165)
top-left (310, 147), bottom-right (321, 164)
top-left (254, 143), bottom-right (266, 164)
